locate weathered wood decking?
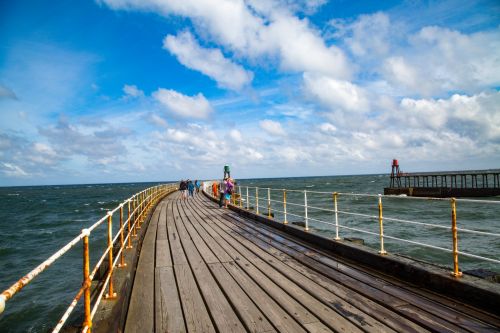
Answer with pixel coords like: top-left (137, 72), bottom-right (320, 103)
top-left (124, 192), bottom-right (500, 333)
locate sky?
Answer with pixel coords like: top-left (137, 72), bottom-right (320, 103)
top-left (0, 0), bottom-right (499, 186)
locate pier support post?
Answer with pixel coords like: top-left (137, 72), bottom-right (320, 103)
top-left (378, 195), bottom-right (387, 255)
top-left (451, 198), bottom-right (463, 277)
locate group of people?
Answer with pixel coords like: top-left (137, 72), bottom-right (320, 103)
top-left (178, 179), bottom-right (200, 200)
top-left (212, 177), bottom-right (234, 208)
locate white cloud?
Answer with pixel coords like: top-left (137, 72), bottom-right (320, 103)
top-left (147, 113), bottom-right (168, 128)
top-left (1, 163), bottom-right (29, 177)
top-left (303, 73), bottom-right (370, 112)
top-left (123, 84), bottom-right (144, 98)
top-left (153, 88), bottom-right (213, 119)
top-left (330, 12), bottom-right (391, 57)
top-left (319, 122), bottom-right (337, 132)
top-left (382, 26), bottom-right (500, 96)
top-left (259, 119), bottom-right (286, 136)
top-left (164, 31), bottom-right (253, 91)
top-left (229, 129), bottom-right (243, 142)
top-left (99, 0), bottom-right (352, 79)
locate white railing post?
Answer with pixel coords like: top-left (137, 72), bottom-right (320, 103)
top-left (267, 188), bottom-right (271, 218)
top-left (304, 190), bottom-right (309, 231)
top-left (246, 186), bottom-right (249, 210)
top-left (283, 190), bottom-right (288, 224)
top-left (256, 187), bottom-right (259, 214)
top-left (334, 192), bottom-right (340, 240)
top-left (378, 194), bottom-right (387, 255)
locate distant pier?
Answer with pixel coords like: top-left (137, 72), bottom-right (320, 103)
top-left (384, 160), bottom-right (500, 197)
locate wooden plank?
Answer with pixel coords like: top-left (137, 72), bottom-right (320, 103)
top-left (174, 202), bottom-right (220, 264)
top-left (218, 212), bottom-right (483, 333)
top-left (183, 207), bottom-right (234, 263)
top-left (211, 214), bottom-right (427, 333)
top-left (222, 261), bottom-right (309, 333)
top-left (125, 199), bottom-right (161, 333)
top-left (186, 200), bottom-right (320, 327)
top-left (208, 262), bottom-right (277, 333)
top-left (155, 267), bottom-right (185, 333)
top-left (155, 239), bottom-right (171, 268)
top-left (191, 205), bottom-right (359, 332)
top-left (174, 206), bottom-right (247, 333)
top-left (167, 201), bottom-right (188, 266)
top-left (175, 264), bottom-right (216, 333)
top-left (156, 202), bottom-right (168, 240)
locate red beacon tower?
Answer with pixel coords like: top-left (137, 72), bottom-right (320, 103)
top-left (390, 159), bottom-right (402, 188)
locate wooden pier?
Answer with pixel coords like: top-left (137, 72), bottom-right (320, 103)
top-left (384, 165), bottom-right (500, 197)
top-left (119, 191), bottom-right (500, 333)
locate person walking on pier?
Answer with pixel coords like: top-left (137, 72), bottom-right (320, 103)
top-left (212, 181), bottom-right (218, 198)
top-left (195, 180), bottom-right (200, 194)
top-left (224, 177), bottom-right (234, 208)
top-left (218, 179), bottom-right (226, 207)
top-left (179, 179), bottom-right (188, 200)
top-left (188, 180), bottom-right (195, 197)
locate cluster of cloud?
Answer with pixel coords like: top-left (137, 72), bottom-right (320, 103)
top-left (2, 1), bottom-right (499, 184)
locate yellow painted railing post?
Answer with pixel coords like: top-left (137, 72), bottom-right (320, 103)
top-left (118, 204), bottom-right (126, 268)
top-left (283, 190), bottom-right (288, 224)
top-left (105, 212), bottom-right (117, 299)
top-left (334, 192), bottom-right (340, 240)
top-left (451, 198), bottom-right (462, 277)
top-left (239, 186), bottom-right (243, 208)
top-left (256, 187), bottom-right (259, 215)
top-left (126, 200), bottom-right (132, 249)
top-left (136, 195), bottom-right (142, 230)
top-left (378, 194), bottom-right (387, 255)
top-left (82, 229), bottom-right (92, 333)
top-left (267, 188), bottom-right (271, 218)
top-left (132, 197), bottom-right (138, 235)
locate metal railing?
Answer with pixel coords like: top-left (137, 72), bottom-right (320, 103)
top-left (0, 183), bottom-right (177, 332)
top-left (206, 183), bottom-right (500, 277)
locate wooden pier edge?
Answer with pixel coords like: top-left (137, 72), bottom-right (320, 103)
top-left (202, 190), bottom-right (500, 314)
top-left (91, 190), bottom-right (176, 333)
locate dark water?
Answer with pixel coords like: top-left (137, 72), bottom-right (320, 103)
top-left (0, 176), bottom-right (499, 332)
top-left (0, 182), bottom-right (162, 333)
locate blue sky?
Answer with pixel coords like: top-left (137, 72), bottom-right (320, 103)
top-left (1, 0), bottom-right (499, 186)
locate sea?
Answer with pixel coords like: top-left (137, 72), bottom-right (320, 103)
top-left (0, 175), bottom-right (499, 332)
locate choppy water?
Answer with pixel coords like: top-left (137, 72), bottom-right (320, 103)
top-left (0, 176), bottom-right (499, 332)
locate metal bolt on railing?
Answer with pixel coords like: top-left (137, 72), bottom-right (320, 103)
top-left (333, 192), bottom-right (340, 240)
top-left (378, 194), bottom-right (387, 255)
top-left (451, 198), bottom-right (462, 277)
top-left (104, 212), bottom-right (117, 299)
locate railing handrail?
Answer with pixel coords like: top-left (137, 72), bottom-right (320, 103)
top-left (0, 182), bottom-right (178, 333)
top-left (205, 182), bottom-right (500, 276)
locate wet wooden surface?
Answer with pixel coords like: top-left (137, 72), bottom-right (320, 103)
top-left (124, 192), bottom-right (500, 333)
